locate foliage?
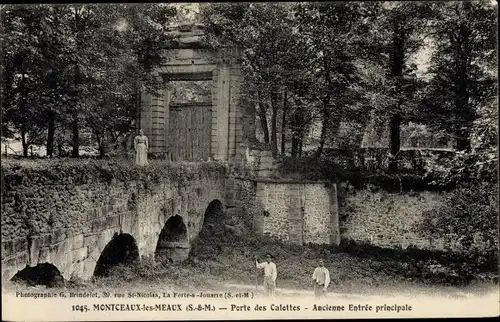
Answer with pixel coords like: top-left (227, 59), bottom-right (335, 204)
top-left (201, 3), bottom-right (384, 157)
top-left (201, 3), bottom-right (311, 155)
top-left (1, 158), bottom-right (227, 189)
top-left (362, 2), bottom-right (434, 171)
top-left (422, 98), bottom-right (498, 186)
top-left (419, 0), bottom-right (497, 151)
top-left (93, 256), bottom-right (222, 290)
top-left (1, 4), bottom-right (177, 157)
top-left (201, 1), bottom-right (496, 176)
top-left (294, 2), bottom-right (382, 156)
top-left (416, 183), bottom-right (498, 263)
top-left (277, 149), bottom-right (457, 192)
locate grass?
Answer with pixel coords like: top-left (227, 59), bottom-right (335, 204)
top-left (36, 229), bottom-right (494, 298)
top-left (5, 232), bottom-right (498, 298)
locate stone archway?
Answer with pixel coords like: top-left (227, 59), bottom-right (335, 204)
top-left (199, 199), bottom-right (225, 238)
top-left (188, 199), bottom-right (228, 260)
top-left (93, 233), bottom-right (139, 278)
top-left (155, 215), bottom-right (190, 263)
top-left (139, 24), bottom-right (247, 162)
top-left (11, 263), bottom-right (65, 288)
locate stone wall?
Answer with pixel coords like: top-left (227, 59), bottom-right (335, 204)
top-left (1, 161), bottom-right (226, 282)
top-left (261, 183), bottom-right (292, 242)
top-left (303, 184), bottom-right (337, 245)
top-left (253, 180), bottom-right (339, 245)
top-left (340, 190), bottom-right (449, 250)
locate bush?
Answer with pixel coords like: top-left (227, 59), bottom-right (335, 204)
top-left (1, 158), bottom-right (227, 189)
top-left (277, 151), bottom-right (455, 192)
top-left (415, 182), bottom-right (498, 276)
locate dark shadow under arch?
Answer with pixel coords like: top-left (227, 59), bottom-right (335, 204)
top-left (155, 215), bottom-right (189, 263)
top-left (93, 233), bottom-right (139, 278)
top-left (198, 199), bottom-right (225, 240)
top-left (188, 199), bottom-right (227, 260)
top-left (202, 199), bottom-right (224, 228)
top-left (11, 263), bottom-right (65, 288)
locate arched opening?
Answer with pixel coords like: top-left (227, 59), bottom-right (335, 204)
top-left (189, 200), bottom-right (227, 260)
top-left (11, 263), bottom-right (65, 288)
top-left (199, 199), bottom-right (225, 239)
top-left (93, 233), bottom-right (139, 278)
top-left (155, 215), bottom-right (189, 263)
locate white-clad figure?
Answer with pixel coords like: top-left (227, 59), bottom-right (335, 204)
top-left (255, 253), bottom-right (277, 297)
top-left (312, 259), bottom-right (330, 299)
top-left (134, 129), bottom-right (149, 166)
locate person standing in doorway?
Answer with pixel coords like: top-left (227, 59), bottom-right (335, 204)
top-left (134, 129), bottom-right (149, 166)
top-left (255, 253), bottom-right (277, 297)
top-left (312, 259), bottom-right (330, 299)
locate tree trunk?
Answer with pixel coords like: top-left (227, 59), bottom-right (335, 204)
top-left (317, 121), bottom-right (326, 159)
top-left (299, 136), bottom-right (303, 157)
top-left (21, 128), bottom-right (28, 157)
top-left (20, 67), bottom-right (28, 157)
top-left (456, 136), bottom-right (471, 152)
top-left (291, 102), bottom-right (305, 159)
top-left (316, 99), bottom-right (331, 159)
top-left (291, 137), bottom-right (298, 158)
top-left (388, 113), bottom-right (401, 172)
top-left (316, 51), bottom-right (333, 159)
top-left (96, 135), bottom-right (106, 158)
top-left (270, 91), bottom-right (278, 158)
top-left (456, 125), bottom-right (471, 151)
top-left (71, 7), bottom-right (84, 158)
top-left (122, 133), bottom-right (131, 152)
top-left (281, 91), bottom-right (288, 155)
top-left (388, 21), bottom-right (406, 172)
top-left (455, 25), bottom-right (472, 152)
top-left (46, 111), bottom-right (55, 158)
top-left (257, 103), bottom-right (270, 144)
top-left (71, 114), bottom-right (79, 157)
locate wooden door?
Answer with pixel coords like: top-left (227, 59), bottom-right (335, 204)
top-left (169, 102), bottom-right (212, 161)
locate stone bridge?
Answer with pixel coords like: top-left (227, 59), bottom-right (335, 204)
top-left (1, 162), bottom-right (231, 283)
top-left (1, 160), bottom-right (340, 285)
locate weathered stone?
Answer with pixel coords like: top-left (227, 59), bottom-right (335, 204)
top-left (38, 247), bottom-right (51, 263)
top-left (3, 155), bottom-right (235, 284)
top-left (72, 234), bottom-right (85, 250)
top-left (15, 251), bottom-right (29, 270)
top-left (71, 247), bottom-right (87, 263)
top-left (256, 182), bottom-right (336, 245)
top-left (54, 229), bottom-right (67, 244)
top-left (2, 241), bottom-right (14, 259)
top-left (341, 190), bottom-right (448, 251)
top-left (13, 238), bottom-right (27, 253)
top-left (105, 215), bottom-right (120, 229)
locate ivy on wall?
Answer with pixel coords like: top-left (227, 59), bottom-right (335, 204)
top-left (2, 159), bottom-right (228, 190)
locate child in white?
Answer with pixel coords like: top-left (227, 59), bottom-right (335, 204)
top-left (312, 260), bottom-right (330, 298)
top-left (255, 253), bottom-right (277, 296)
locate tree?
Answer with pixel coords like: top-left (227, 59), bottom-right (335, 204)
top-left (422, 1), bottom-right (497, 152)
top-left (1, 4), bottom-right (176, 157)
top-left (294, 2), bottom-right (380, 158)
top-left (202, 2), bottom-right (382, 158)
top-left (76, 4), bottom-right (175, 157)
top-left (363, 2), bottom-right (432, 171)
top-left (63, 3), bottom-right (175, 157)
top-left (202, 3), bottom-right (311, 157)
top-left (1, 5), bottom-right (68, 157)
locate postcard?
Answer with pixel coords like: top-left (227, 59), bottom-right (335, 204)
top-left (1, 1), bottom-right (498, 321)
